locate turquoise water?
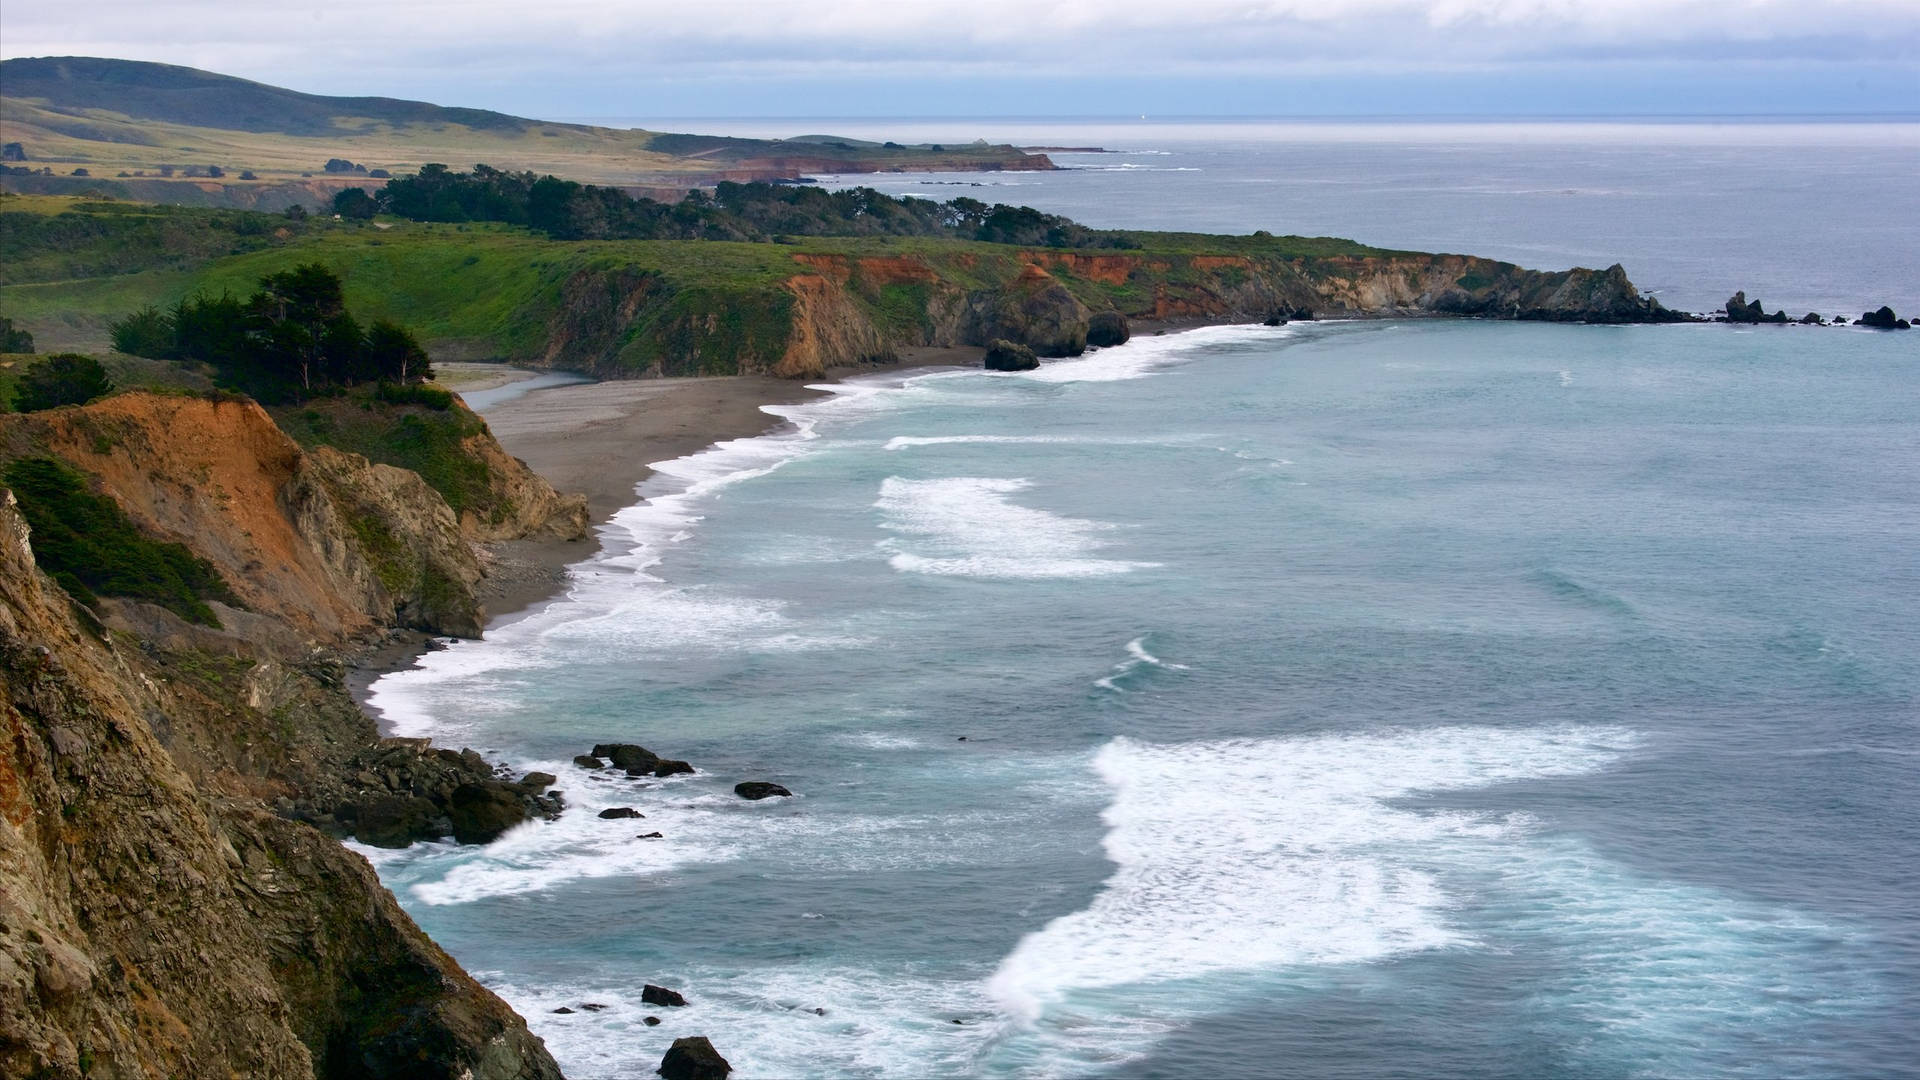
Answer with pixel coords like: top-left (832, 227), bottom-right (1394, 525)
top-left (365, 317), bottom-right (1919, 1078)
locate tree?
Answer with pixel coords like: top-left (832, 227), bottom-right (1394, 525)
top-left (0, 315), bottom-right (33, 353)
top-left (250, 263), bottom-right (349, 393)
top-left (333, 187), bottom-right (378, 220)
top-left (364, 319), bottom-right (432, 383)
top-left (109, 306), bottom-right (172, 357)
top-left (12, 354), bottom-right (112, 412)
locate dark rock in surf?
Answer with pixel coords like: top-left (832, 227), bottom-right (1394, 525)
top-left (1087, 310), bottom-right (1130, 348)
top-left (552, 1006), bottom-right (575, 1014)
top-left (599, 806), bottom-right (644, 819)
top-left (594, 742), bottom-right (696, 777)
top-left (1859, 306), bottom-right (1911, 329)
top-left (1263, 313), bottom-right (1289, 326)
top-left (645, 1015), bottom-right (663, 1026)
top-left (1725, 291), bottom-right (1788, 324)
top-left (1801, 312), bottom-right (1825, 325)
top-left (352, 794), bottom-right (445, 848)
top-left (574, 754), bottom-right (605, 769)
top-left (636, 831), bottom-right (664, 838)
top-left (734, 781), bottom-right (793, 800)
top-left (446, 782), bottom-right (528, 844)
top-left (643, 983), bottom-right (689, 1007)
top-left (658, 1036), bottom-right (731, 1080)
top-left (983, 339), bottom-right (1039, 371)
top-left (518, 771), bottom-right (557, 792)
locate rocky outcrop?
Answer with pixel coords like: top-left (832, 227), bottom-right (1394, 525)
top-left (1724, 291), bottom-right (1789, 324)
top-left (734, 781), bottom-right (793, 800)
top-left (0, 491), bottom-right (562, 1078)
top-left (965, 264), bottom-right (1090, 357)
top-left (1086, 310), bottom-right (1130, 348)
top-left (983, 339), bottom-right (1039, 372)
top-left (591, 743), bottom-right (695, 778)
top-left (0, 390), bottom-right (596, 1074)
top-left (1858, 306), bottom-right (1911, 330)
top-left (658, 1037), bottom-right (731, 1080)
top-left (642, 984), bottom-right (689, 1007)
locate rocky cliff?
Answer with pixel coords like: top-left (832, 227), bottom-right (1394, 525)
top-left (529, 245), bottom-right (1677, 380)
top-left (0, 391), bottom-right (585, 1078)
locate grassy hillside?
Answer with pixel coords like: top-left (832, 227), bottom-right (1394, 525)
top-left (0, 57), bottom-right (1053, 194)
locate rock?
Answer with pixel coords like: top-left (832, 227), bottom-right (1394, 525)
top-left (1801, 312), bottom-right (1825, 325)
top-left (810, 1007), bottom-right (827, 1016)
top-left (1262, 313), bottom-right (1289, 326)
top-left (1724, 291), bottom-right (1789, 324)
top-left (1833, 317), bottom-right (1850, 325)
top-left (553, 1006), bottom-right (575, 1014)
top-left (594, 743), bottom-right (696, 777)
top-left (447, 781), bottom-right (528, 844)
top-left (1086, 311), bottom-right (1130, 348)
top-left (352, 794), bottom-right (445, 848)
top-left (1859, 306), bottom-right (1911, 330)
top-left (658, 1036), bottom-right (732, 1080)
top-left (637, 831), bottom-right (665, 839)
top-left (581, 1002), bottom-right (609, 1012)
top-left (643, 983), bottom-right (689, 1007)
top-left (518, 771), bottom-right (557, 792)
top-left (983, 339), bottom-right (1039, 371)
top-left (574, 754), bottom-right (605, 769)
top-left (645, 1015), bottom-right (663, 1026)
top-left (734, 781), bottom-right (793, 800)
top-left (599, 806), bottom-right (644, 819)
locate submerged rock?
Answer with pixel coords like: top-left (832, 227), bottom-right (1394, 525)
top-left (643, 983), bottom-right (689, 1007)
top-left (983, 339), bottom-right (1039, 371)
top-left (734, 781), bottom-right (793, 800)
top-left (1859, 306), bottom-right (1911, 329)
top-left (599, 806), bottom-right (644, 819)
top-left (658, 1036), bottom-right (731, 1080)
top-left (1087, 310), bottom-right (1130, 348)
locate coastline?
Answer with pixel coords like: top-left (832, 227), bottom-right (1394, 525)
top-left (350, 344), bottom-right (988, 713)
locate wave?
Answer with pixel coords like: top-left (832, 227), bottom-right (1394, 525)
top-left (874, 476), bottom-right (1159, 579)
top-left (1021, 322), bottom-right (1294, 384)
top-left (1094, 634), bottom-right (1189, 692)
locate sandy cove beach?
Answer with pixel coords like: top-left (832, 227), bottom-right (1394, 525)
top-left (467, 346), bottom-right (985, 625)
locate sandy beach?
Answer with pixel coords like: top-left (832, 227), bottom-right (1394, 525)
top-left (467, 346), bottom-right (984, 625)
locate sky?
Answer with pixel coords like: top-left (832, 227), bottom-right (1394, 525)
top-left (3, 0), bottom-right (1918, 118)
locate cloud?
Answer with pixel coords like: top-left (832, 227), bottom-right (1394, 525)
top-left (3, 0), bottom-right (1916, 114)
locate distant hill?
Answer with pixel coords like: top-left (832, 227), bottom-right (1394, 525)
top-left (0, 56), bottom-right (536, 136)
top-left (0, 57), bottom-right (1053, 206)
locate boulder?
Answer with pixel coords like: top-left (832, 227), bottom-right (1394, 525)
top-left (518, 771), bottom-right (557, 792)
top-left (1801, 312), bottom-right (1825, 325)
top-left (574, 755), bottom-right (605, 769)
top-left (636, 831), bottom-right (665, 839)
top-left (983, 339), bottom-right (1039, 372)
top-left (352, 794), bottom-right (445, 848)
top-left (734, 781), bottom-right (793, 800)
top-left (599, 807), bottom-right (644, 819)
top-left (658, 1036), bottom-right (731, 1080)
top-left (447, 782), bottom-right (528, 844)
top-left (645, 1016), bottom-right (663, 1026)
top-left (1262, 313), bottom-right (1289, 327)
top-left (1859, 306), bottom-right (1911, 329)
top-left (1087, 311), bottom-right (1130, 348)
top-left (643, 983), bottom-right (689, 1007)
top-left (1724, 291), bottom-right (1764, 323)
top-left (593, 743), bottom-right (697, 777)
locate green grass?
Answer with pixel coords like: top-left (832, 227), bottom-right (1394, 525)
top-left (3, 454), bottom-right (240, 625)
top-left (274, 389), bottom-right (494, 515)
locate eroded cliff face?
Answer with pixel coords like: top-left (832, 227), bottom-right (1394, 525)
top-left (525, 246), bottom-right (1673, 381)
top-left (0, 392), bottom-right (584, 1077)
top-left (0, 491), bottom-right (563, 1080)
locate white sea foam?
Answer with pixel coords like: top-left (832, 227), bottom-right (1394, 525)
top-left (875, 476), bottom-right (1159, 579)
top-left (1021, 321), bottom-right (1292, 383)
top-left (1094, 635), bottom-right (1189, 692)
top-left (987, 725), bottom-right (1641, 1025)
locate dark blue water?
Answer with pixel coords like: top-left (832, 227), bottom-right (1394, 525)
top-left (363, 127), bottom-right (1920, 1078)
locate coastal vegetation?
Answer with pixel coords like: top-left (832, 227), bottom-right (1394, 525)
top-left (3, 453), bottom-right (239, 624)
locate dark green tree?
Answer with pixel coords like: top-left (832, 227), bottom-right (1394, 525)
top-left (109, 306), bottom-right (172, 357)
top-left (0, 315), bottom-right (33, 353)
top-left (12, 354), bottom-right (112, 412)
top-left (250, 263), bottom-right (348, 393)
top-left (364, 319), bottom-right (432, 383)
top-left (333, 187), bottom-right (378, 220)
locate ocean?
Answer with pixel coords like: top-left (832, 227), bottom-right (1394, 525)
top-left (362, 121), bottom-right (1919, 1078)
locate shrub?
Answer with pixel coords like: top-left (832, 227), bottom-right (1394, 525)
top-left (372, 381), bottom-right (453, 410)
top-left (0, 316), bottom-right (32, 353)
top-left (110, 306), bottom-right (173, 357)
top-left (3, 456), bottom-right (238, 625)
top-left (12, 354), bottom-right (112, 412)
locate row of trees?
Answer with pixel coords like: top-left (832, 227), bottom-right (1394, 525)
top-left (333, 165), bottom-right (1141, 249)
top-left (110, 264), bottom-right (431, 403)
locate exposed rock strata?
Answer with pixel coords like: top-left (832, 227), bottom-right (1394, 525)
top-left (0, 391), bottom-right (587, 1076)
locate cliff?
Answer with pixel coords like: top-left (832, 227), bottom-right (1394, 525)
top-left (0, 391), bottom-right (586, 1077)
top-left (534, 245), bottom-right (1678, 380)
